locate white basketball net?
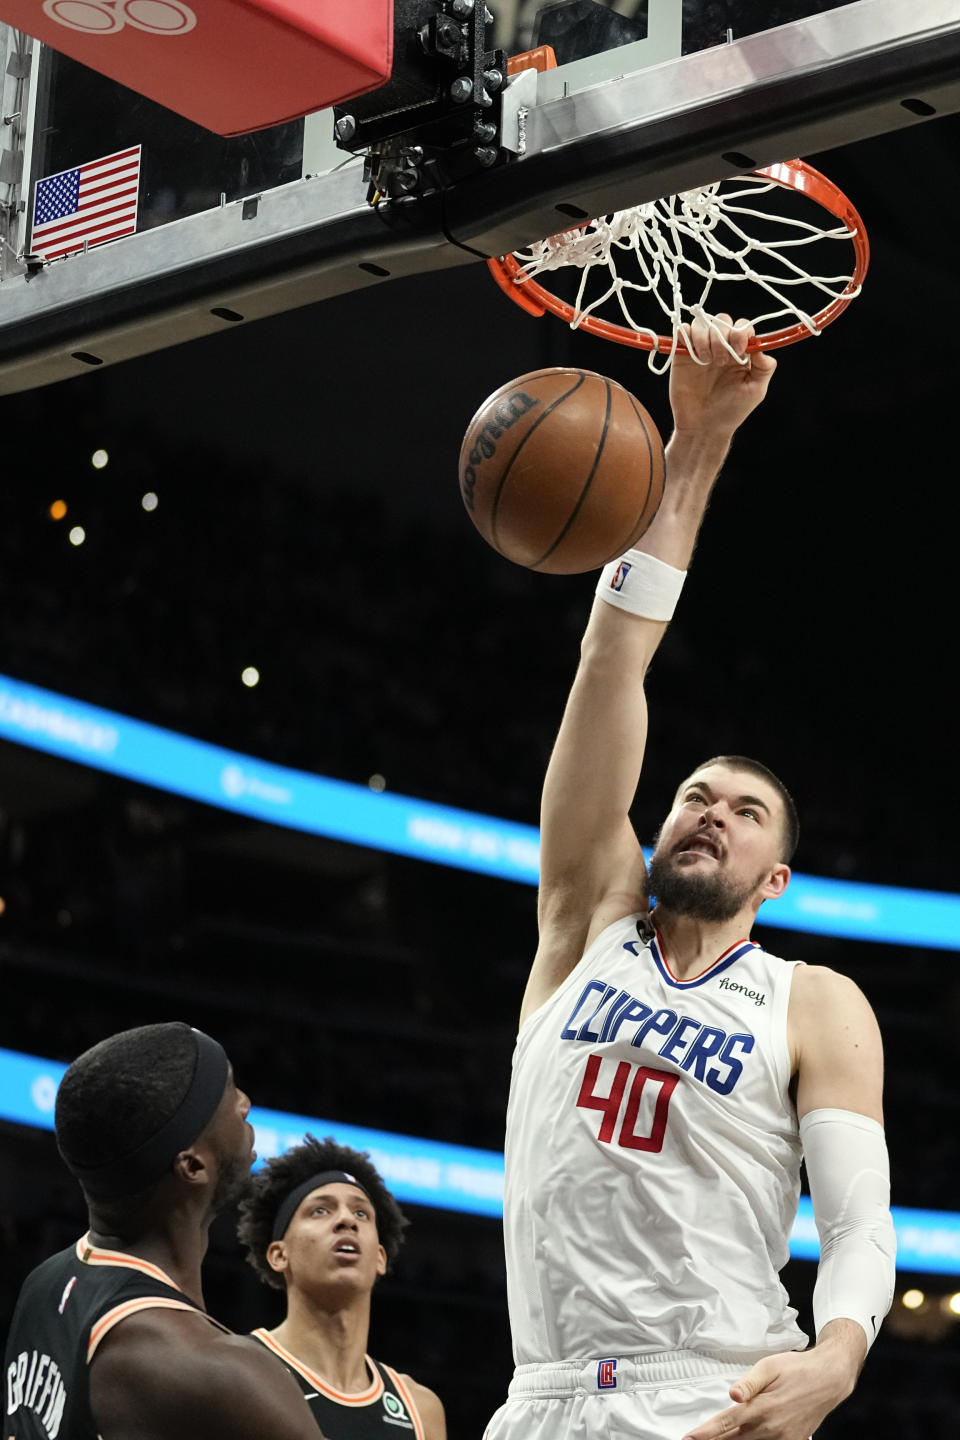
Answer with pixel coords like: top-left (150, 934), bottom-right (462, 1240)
top-left (511, 174), bottom-right (863, 374)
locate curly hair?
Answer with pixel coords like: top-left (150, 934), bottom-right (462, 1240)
top-left (236, 1134), bottom-right (410, 1290)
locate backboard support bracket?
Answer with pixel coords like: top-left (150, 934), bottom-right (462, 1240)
top-left (1, 0), bottom-right (959, 394)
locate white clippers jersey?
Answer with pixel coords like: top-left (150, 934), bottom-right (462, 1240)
top-left (503, 915), bottom-right (808, 1365)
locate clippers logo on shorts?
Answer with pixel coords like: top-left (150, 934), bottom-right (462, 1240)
top-left (610, 561), bottom-right (631, 591)
top-left (597, 1358), bottom-right (618, 1390)
top-left (381, 1391), bottom-right (414, 1429)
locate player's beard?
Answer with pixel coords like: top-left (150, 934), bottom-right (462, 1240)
top-left (647, 849), bottom-right (767, 923)
top-left (210, 1142), bottom-right (253, 1217)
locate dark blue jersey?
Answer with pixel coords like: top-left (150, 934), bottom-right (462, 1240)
top-left (250, 1330), bottom-right (425, 1439)
top-left (4, 1234), bottom-right (221, 1439)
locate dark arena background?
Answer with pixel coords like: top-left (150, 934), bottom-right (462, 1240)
top-left (1, 4), bottom-right (960, 1437)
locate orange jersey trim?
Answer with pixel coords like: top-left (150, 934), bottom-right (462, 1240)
top-left (75, 1234), bottom-right (182, 1292)
top-left (381, 1363), bottom-right (426, 1440)
top-left (77, 1233), bottom-right (229, 1363)
top-left (250, 1329), bottom-right (383, 1406)
top-left (87, 1297), bottom-right (201, 1363)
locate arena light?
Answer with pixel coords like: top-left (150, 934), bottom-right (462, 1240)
top-left (48, 500), bottom-right (67, 521)
top-left (0, 672), bottom-right (958, 950)
top-left (91, 450), bottom-right (108, 470)
top-left (68, 527), bottom-right (85, 547)
top-left (902, 1289), bottom-right (925, 1309)
top-left (241, 667), bottom-right (260, 688)
top-left (947, 1293), bottom-right (960, 1315)
top-left (141, 492), bottom-right (159, 512)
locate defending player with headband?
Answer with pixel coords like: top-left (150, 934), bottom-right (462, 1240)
top-left (237, 1135), bottom-right (446, 1440)
top-left (483, 315), bottom-right (896, 1440)
top-left (3, 1022), bottom-right (323, 1440)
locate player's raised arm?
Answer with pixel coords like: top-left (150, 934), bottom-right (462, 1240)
top-left (525, 316), bottom-right (777, 1024)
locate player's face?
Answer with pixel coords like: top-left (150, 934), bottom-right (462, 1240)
top-left (648, 765), bottom-right (790, 922)
top-left (272, 1184), bottom-right (386, 1297)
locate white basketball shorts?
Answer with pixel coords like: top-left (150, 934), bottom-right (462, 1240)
top-left (483, 1352), bottom-right (745, 1440)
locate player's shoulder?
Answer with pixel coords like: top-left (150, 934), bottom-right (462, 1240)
top-left (790, 961), bottom-right (872, 1001)
top-left (788, 962), bottom-right (879, 1028)
top-left (92, 1302), bottom-right (232, 1362)
top-left (8, 1241), bottom-right (87, 1324)
top-left (19, 1240), bottom-right (79, 1288)
top-left (91, 1305), bottom-right (274, 1390)
top-left (394, 1372), bottom-right (446, 1438)
top-left (90, 1310), bottom-right (314, 1438)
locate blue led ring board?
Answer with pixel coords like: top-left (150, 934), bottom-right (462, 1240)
top-left (3, 1042), bottom-right (960, 1271)
top-left (1, 673), bottom-right (959, 951)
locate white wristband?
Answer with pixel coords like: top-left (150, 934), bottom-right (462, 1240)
top-left (596, 549), bottom-right (686, 622)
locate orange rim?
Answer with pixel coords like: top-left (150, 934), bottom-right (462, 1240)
top-left (486, 159), bottom-right (870, 353)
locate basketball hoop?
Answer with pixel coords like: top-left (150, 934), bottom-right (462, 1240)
top-left (487, 159), bottom-right (869, 373)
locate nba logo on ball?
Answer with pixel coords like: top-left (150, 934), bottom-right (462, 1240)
top-left (597, 1358), bottom-right (618, 1390)
top-left (610, 561), bottom-right (632, 592)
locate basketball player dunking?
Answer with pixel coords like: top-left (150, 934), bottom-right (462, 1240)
top-left (237, 1136), bottom-right (445, 1440)
top-left (3, 1023), bottom-right (323, 1440)
top-left (483, 315), bottom-right (896, 1440)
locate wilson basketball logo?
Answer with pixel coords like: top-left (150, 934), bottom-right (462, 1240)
top-left (459, 390), bottom-right (540, 514)
top-left (42, 0), bottom-right (196, 35)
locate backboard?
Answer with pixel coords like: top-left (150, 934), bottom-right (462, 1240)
top-left (1, 0), bottom-right (959, 393)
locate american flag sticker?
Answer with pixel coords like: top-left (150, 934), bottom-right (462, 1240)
top-left (31, 145), bottom-right (141, 262)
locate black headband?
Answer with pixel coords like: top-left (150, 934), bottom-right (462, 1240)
top-left (62, 1028), bottom-right (230, 1198)
top-left (271, 1169), bottom-right (373, 1243)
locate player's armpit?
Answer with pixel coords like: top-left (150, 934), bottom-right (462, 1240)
top-left (788, 964), bottom-right (884, 1123)
top-left (522, 834), bottom-right (648, 1025)
top-left (89, 1308), bottom-right (322, 1440)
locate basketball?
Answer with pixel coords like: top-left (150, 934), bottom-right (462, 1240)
top-left (458, 368), bottom-right (665, 575)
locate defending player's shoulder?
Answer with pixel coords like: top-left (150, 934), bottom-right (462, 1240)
top-left (788, 963), bottom-right (884, 1122)
top-left (89, 1306), bottom-right (319, 1440)
top-left (396, 1373), bottom-right (446, 1440)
